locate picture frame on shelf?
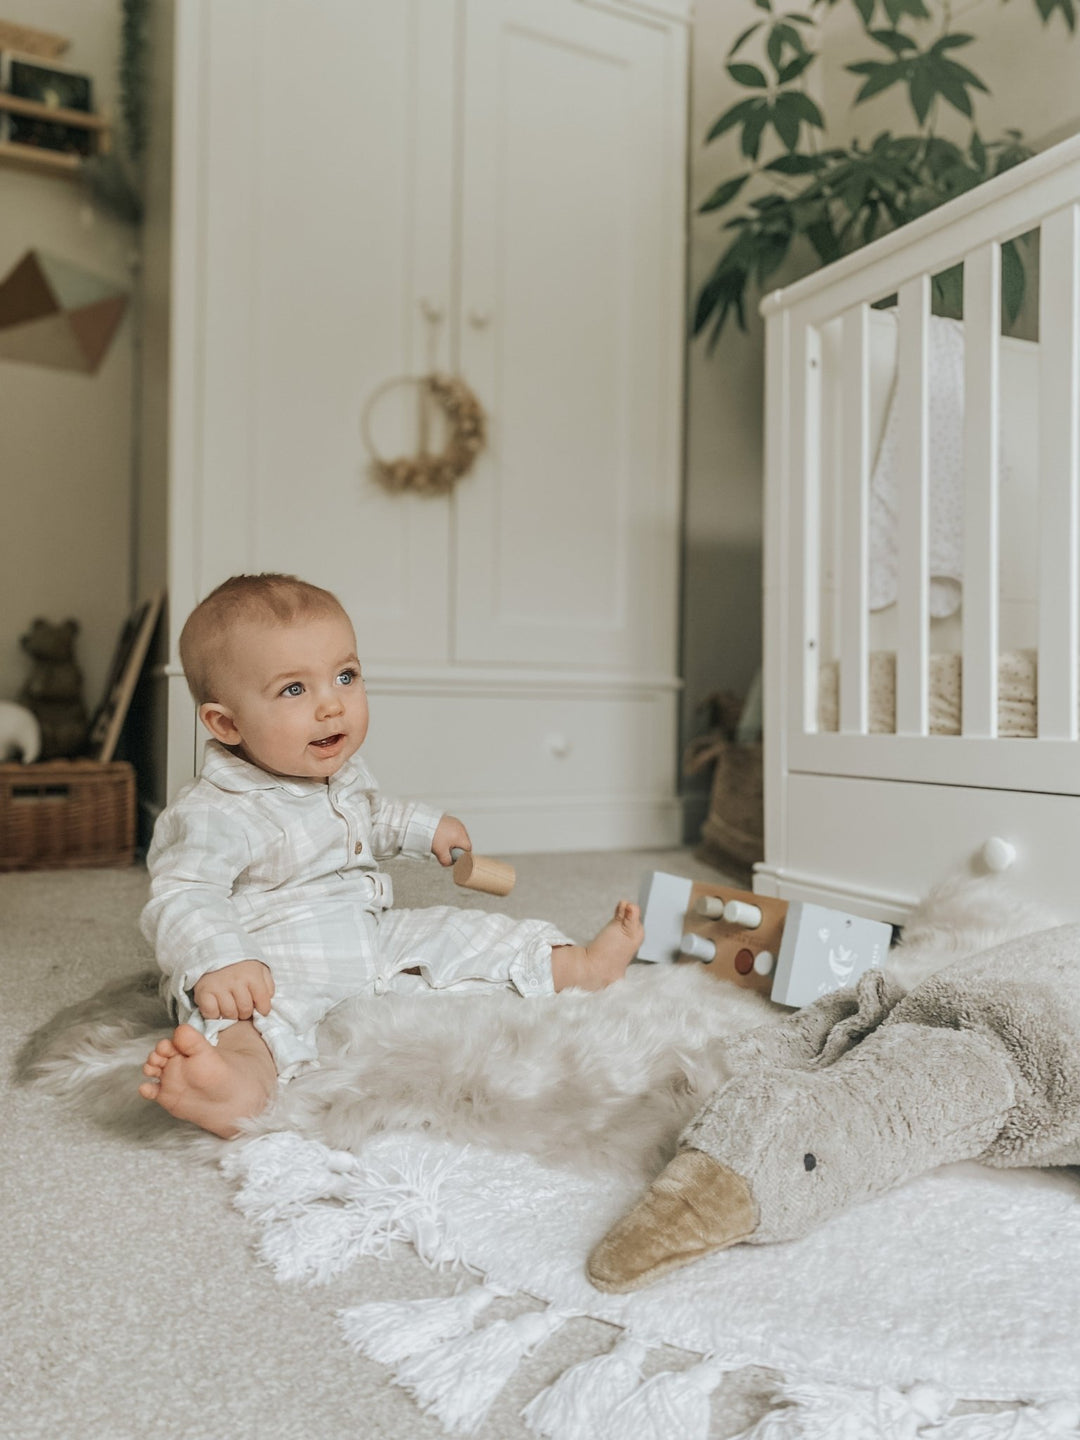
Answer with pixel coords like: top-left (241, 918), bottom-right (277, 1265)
top-left (0, 53), bottom-right (93, 156)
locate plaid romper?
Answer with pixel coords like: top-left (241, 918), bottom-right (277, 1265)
top-left (141, 742), bottom-right (569, 1077)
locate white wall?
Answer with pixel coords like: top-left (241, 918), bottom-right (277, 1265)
top-left (682, 0), bottom-right (1080, 830)
top-left (819, 2), bottom-right (1080, 150)
top-left (0, 0), bottom-right (134, 722)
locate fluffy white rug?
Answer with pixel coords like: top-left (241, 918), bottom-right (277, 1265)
top-left (22, 872), bottom-right (1080, 1438)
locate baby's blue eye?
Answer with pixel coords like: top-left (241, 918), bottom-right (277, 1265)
top-left (282, 682), bottom-right (303, 697)
top-left (336, 668), bottom-right (359, 686)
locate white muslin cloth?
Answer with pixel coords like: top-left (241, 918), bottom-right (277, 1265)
top-left (869, 313), bottom-right (971, 619)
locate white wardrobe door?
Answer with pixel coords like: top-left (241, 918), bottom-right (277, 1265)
top-left (194, 0), bottom-right (455, 662)
top-left (454, 0), bottom-right (684, 672)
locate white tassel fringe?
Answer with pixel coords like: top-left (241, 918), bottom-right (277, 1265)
top-left (522, 1335), bottom-right (648, 1440)
top-left (730, 1381), bottom-right (952, 1439)
top-left (393, 1307), bottom-right (569, 1435)
top-left (223, 1132), bottom-right (356, 1219)
top-left (340, 1285), bottom-right (499, 1367)
top-left (607, 1355), bottom-right (730, 1440)
top-left (933, 1400), bottom-right (1080, 1438)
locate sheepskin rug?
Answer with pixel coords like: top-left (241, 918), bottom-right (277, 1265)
top-left (18, 872), bottom-right (1058, 1182)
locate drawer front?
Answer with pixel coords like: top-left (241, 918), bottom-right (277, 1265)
top-left (775, 773), bottom-right (1080, 924)
top-left (361, 683), bottom-right (681, 854)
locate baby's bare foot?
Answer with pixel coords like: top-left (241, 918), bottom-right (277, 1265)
top-left (138, 1023), bottom-right (274, 1139)
top-left (552, 901), bottom-right (644, 992)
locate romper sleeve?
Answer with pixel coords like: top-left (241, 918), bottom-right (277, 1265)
top-left (140, 794), bottom-right (270, 1001)
top-left (356, 763), bottom-right (443, 861)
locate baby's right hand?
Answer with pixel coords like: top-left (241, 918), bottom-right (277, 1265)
top-left (193, 960), bottom-right (275, 1020)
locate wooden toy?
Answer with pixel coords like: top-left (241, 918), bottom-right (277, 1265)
top-left (450, 847), bottom-right (516, 897)
top-left (637, 870), bottom-right (892, 1008)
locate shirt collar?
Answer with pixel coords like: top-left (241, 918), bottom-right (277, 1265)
top-left (200, 739), bottom-right (366, 797)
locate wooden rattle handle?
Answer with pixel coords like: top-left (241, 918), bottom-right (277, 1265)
top-left (450, 848), bottom-right (516, 896)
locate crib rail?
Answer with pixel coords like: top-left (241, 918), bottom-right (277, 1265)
top-left (763, 133), bottom-right (1080, 821)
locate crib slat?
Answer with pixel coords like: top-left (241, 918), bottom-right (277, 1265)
top-left (1037, 205), bottom-right (1080, 740)
top-left (895, 275), bottom-right (931, 736)
top-left (839, 304), bottom-right (870, 734)
top-left (790, 320), bottom-right (823, 735)
top-left (961, 243), bottom-right (1001, 737)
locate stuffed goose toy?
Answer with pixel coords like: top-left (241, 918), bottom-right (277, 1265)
top-left (588, 923), bottom-right (1080, 1293)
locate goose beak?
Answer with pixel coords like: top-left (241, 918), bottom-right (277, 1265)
top-left (586, 1149), bottom-right (758, 1293)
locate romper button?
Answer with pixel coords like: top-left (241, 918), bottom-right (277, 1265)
top-left (355, 841), bottom-right (363, 854)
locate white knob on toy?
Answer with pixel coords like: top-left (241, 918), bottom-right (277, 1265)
top-left (752, 950), bottom-right (775, 977)
top-left (695, 896), bottom-right (726, 919)
top-left (680, 933), bottom-right (716, 963)
top-left (723, 899), bottom-right (763, 929)
top-left (981, 837), bottom-right (1016, 873)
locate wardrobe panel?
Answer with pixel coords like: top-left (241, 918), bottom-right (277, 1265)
top-left (196, 0), bottom-right (455, 662)
top-left (454, 0), bottom-right (682, 670)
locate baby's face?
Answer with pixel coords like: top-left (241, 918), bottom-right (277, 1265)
top-left (205, 613), bottom-right (369, 779)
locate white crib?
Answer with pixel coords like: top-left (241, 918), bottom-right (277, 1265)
top-left (757, 132), bottom-right (1080, 925)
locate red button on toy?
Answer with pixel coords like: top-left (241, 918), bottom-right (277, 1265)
top-left (734, 948), bottom-right (754, 975)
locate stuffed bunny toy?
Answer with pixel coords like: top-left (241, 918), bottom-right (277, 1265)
top-left (588, 923), bottom-right (1080, 1293)
top-left (0, 699), bottom-right (42, 763)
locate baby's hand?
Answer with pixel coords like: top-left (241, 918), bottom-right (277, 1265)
top-left (193, 960), bottom-right (275, 1021)
top-left (432, 813), bottom-right (471, 867)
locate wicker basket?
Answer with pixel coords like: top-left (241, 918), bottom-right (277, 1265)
top-left (0, 759), bottom-right (135, 871)
top-left (685, 735), bottom-right (764, 874)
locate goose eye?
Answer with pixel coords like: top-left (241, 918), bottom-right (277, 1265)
top-left (803, 1153), bottom-right (817, 1171)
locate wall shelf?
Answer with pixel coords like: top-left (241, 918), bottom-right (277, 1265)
top-left (0, 92), bottom-right (109, 180)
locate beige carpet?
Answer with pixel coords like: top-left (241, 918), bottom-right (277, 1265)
top-left (3, 848), bottom-right (789, 1440)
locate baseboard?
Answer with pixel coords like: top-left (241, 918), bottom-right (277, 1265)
top-left (752, 862), bottom-right (918, 925)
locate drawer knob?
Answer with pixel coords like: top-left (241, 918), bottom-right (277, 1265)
top-left (547, 733), bottom-right (572, 759)
top-left (981, 837), bottom-right (1016, 873)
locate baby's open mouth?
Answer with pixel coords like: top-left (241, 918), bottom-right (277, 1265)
top-left (311, 734), bottom-right (344, 749)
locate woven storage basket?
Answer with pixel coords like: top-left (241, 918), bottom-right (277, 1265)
top-left (685, 735), bottom-right (763, 873)
top-left (0, 759), bottom-right (135, 871)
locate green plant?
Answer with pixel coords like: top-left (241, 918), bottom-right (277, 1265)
top-left (80, 0), bottom-right (150, 225)
top-left (695, 0), bottom-right (1076, 345)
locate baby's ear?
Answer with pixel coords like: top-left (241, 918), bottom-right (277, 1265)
top-left (198, 702), bottom-right (241, 746)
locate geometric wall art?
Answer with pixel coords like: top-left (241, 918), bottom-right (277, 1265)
top-left (0, 248), bottom-right (127, 373)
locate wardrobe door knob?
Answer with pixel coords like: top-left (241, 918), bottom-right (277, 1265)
top-left (468, 308), bottom-right (492, 329)
top-left (980, 837), bottom-right (1016, 873)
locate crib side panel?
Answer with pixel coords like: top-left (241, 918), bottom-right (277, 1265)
top-left (894, 276), bottom-right (931, 737)
top-left (1037, 203), bottom-right (1080, 740)
top-left (961, 242), bottom-right (1002, 739)
top-left (759, 137), bottom-right (1080, 920)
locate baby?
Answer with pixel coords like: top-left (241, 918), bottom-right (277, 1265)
top-left (139, 573), bottom-right (644, 1138)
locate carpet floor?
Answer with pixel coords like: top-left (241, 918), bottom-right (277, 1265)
top-left (3, 848), bottom-right (795, 1440)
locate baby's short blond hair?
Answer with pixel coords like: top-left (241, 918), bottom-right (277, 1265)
top-left (180, 573), bottom-right (349, 704)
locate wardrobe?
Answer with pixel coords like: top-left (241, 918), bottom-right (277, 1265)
top-left (139, 0), bottom-right (691, 852)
